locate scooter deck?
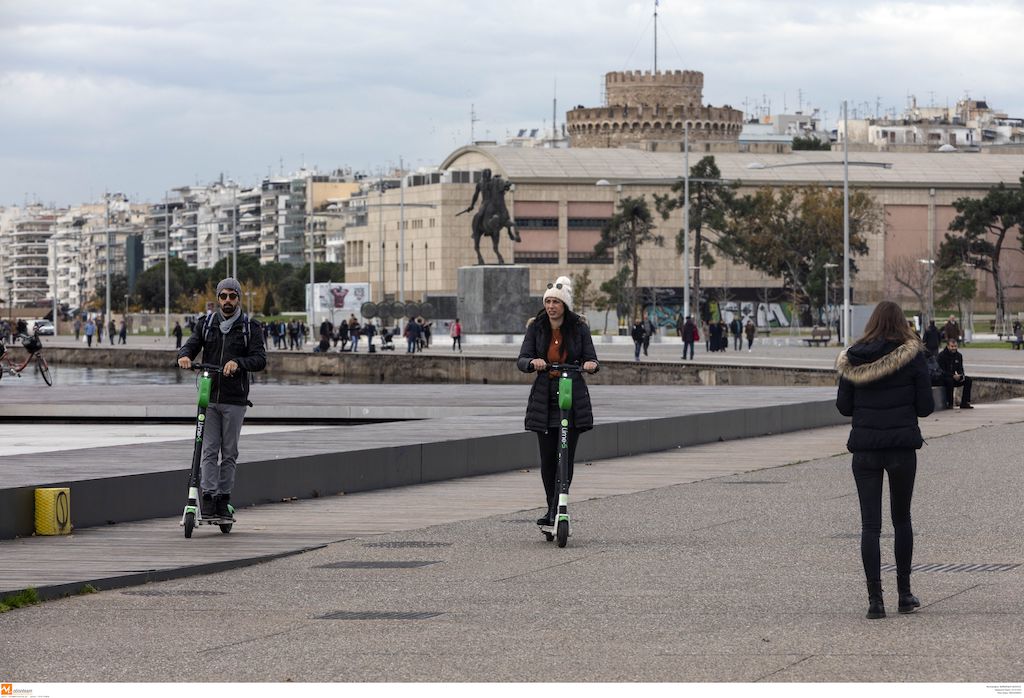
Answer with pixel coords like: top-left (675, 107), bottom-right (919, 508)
top-left (197, 516), bottom-right (235, 525)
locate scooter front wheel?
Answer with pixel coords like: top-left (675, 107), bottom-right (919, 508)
top-left (556, 520), bottom-right (569, 547)
top-left (184, 512), bottom-right (195, 538)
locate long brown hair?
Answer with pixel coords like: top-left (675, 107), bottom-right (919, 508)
top-left (856, 301), bottom-right (918, 345)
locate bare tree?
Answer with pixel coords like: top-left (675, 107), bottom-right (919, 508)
top-left (889, 255), bottom-right (936, 323)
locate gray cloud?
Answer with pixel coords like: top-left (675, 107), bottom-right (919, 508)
top-left (1, 0), bottom-right (1021, 205)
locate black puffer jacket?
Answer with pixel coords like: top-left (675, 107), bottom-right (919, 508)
top-left (516, 310), bottom-right (599, 433)
top-left (178, 313), bottom-right (267, 406)
top-left (836, 338), bottom-right (934, 452)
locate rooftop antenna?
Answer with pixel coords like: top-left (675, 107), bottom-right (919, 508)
top-left (470, 104), bottom-right (480, 144)
top-left (551, 78), bottom-right (558, 145)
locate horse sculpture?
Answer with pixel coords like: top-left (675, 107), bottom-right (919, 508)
top-left (459, 169), bottom-right (521, 265)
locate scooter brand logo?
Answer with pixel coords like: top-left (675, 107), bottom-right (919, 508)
top-left (1, 684), bottom-right (12, 695)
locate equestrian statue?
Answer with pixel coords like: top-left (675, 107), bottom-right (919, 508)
top-left (458, 168), bottom-right (521, 265)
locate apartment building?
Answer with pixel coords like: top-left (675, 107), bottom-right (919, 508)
top-left (260, 176), bottom-right (306, 265)
top-left (840, 97), bottom-right (1024, 152)
top-left (7, 210), bottom-right (57, 307)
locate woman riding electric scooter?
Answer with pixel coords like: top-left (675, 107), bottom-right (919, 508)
top-left (516, 276), bottom-right (599, 529)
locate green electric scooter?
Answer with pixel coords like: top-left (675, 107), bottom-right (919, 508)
top-left (179, 363), bottom-right (235, 538)
top-left (539, 362), bottom-right (586, 548)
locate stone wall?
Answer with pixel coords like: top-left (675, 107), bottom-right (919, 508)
top-left (40, 347), bottom-right (1024, 402)
top-left (604, 69), bottom-right (704, 110)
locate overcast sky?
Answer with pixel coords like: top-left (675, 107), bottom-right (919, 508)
top-left (2, 0), bottom-right (1021, 207)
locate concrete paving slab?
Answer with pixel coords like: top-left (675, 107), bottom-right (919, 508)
top-left (0, 399), bottom-right (1022, 682)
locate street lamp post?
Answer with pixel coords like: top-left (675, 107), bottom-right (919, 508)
top-left (824, 262), bottom-right (839, 329)
top-left (164, 193), bottom-right (170, 338)
top-left (105, 193), bottom-right (111, 328)
top-left (918, 258), bottom-right (936, 326)
top-left (683, 121), bottom-right (691, 322)
top-left (842, 100), bottom-right (851, 350)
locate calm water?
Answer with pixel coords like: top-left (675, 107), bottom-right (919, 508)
top-left (0, 365), bottom-right (354, 387)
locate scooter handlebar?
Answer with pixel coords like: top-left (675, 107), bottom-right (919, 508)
top-left (546, 362), bottom-right (596, 374)
top-left (183, 362), bottom-right (223, 373)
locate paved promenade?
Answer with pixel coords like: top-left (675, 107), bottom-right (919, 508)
top-left (1, 399), bottom-right (1022, 682)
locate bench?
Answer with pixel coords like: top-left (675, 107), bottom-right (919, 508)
top-left (1008, 337), bottom-right (1024, 350)
top-left (803, 328), bottom-right (832, 347)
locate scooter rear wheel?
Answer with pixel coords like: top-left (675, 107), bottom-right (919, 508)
top-left (543, 531), bottom-right (554, 542)
top-left (219, 523), bottom-right (233, 534)
top-left (184, 512), bottom-right (195, 538)
top-left (556, 520), bottom-right (569, 547)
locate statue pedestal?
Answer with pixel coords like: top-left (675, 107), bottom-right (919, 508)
top-left (457, 265), bottom-right (531, 334)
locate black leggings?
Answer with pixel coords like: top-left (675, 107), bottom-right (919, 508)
top-left (851, 449), bottom-right (917, 581)
top-left (536, 429), bottom-right (580, 509)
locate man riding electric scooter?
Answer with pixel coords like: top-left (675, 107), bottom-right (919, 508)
top-left (177, 277), bottom-right (266, 521)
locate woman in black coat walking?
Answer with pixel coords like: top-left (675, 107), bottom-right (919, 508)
top-left (516, 276), bottom-right (599, 526)
top-left (836, 301), bottom-right (934, 619)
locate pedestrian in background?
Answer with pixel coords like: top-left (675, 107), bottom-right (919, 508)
top-left (173, 321), bottom-right (183, 349)
top-left (631, 319), bottom-right (645, 362)
top-left (709, 319), bottom-right (723, 353)
top-left (744, 319), bottom-right (755, 351)
top-left (638, 311), bottom-right (655, 356)
top-left (941, 315), bottom-right (962, 343)
top-left (451, 317), bottom-right (462, 352)
top-left (836, 300), bottom-right (933, 619)
top-left (85, 318), bottom-right (96, 347)
top-left (73, 317), bottom-right (81, 341)
top-left (922, 320), bottom-right (941, 355)
top-left (681, 315), bottom-right (698, 360)
top-left (118, 319), bottom-right (127, 344)
top-left (404, 316), bottom-right (420, 353)
top-left (730, 316), bottom-right (743, 351)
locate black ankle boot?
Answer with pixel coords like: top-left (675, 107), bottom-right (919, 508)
top-left (536, 500), bottom-right (556, 527)
top-left (866, 580), bottom-right (886, 619)
top-left (897, 574), bottom-right (920, 613)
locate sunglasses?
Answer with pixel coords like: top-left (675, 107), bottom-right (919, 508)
top-left (219, 292), bottom-right (239, 300)
top-left (546, 282), bottom-right (565, 290)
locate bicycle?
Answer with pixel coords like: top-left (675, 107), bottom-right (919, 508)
top-left (0, 332), bottom-right (52, 386)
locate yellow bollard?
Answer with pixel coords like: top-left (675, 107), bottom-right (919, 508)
top-left (35, 488), bottom-right (72, 536)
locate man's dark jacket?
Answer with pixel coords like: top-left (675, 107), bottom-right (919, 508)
top-left (936, 346), bottom-right (966, 378)
top-left (836, 338), bottom-right (934, 452)
top-left (177, 314), bottom-right (267, 406)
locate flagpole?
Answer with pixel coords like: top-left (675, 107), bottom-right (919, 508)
top-left (653, 0), bottom-right (658, 73)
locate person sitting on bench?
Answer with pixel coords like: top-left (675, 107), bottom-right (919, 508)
top-left (937, 338), bottom-right (973, 409)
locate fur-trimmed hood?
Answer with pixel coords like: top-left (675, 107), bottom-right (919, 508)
top-left (835, 338), bottom-right (923, 385)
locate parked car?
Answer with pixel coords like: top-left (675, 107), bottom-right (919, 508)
top-left (31, 320), bottom-right (55, 336)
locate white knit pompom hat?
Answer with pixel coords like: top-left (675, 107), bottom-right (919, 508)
top-left (542, 275), bottom-right (573, 312)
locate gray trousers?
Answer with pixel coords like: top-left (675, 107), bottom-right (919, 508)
top-left (200, 402), bottom-right (247, 495)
